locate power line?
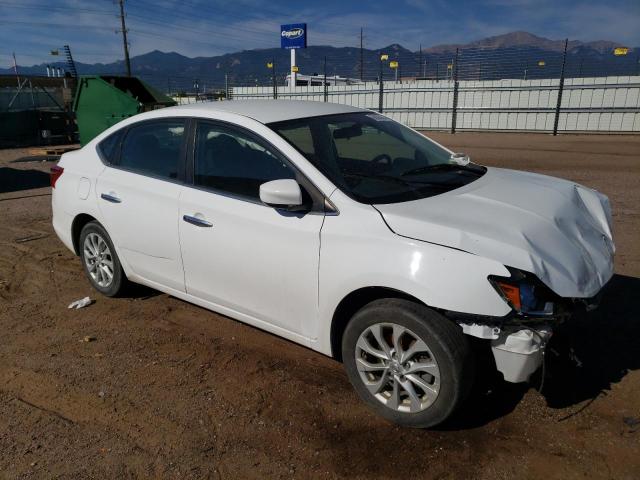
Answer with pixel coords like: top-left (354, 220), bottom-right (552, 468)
top-left (0, 1), bottom-right (113, 15)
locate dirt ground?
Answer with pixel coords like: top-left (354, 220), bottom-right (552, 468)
top-left (0, 133), bottom-right (639, 479)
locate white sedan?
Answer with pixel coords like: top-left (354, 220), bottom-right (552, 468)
top-left (51, 100), bottom-right (614, 427)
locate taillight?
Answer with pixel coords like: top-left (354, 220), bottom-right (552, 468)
top-left (50, 165), bottom-right (64, 188)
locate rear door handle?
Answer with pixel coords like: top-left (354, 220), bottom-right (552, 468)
top-left (101, 193), bottom-right (121, 203)
top-left (183, 215), bottom-right (213, 228)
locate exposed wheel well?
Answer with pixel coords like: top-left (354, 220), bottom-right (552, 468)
top-left (330, 287), bottom-right (425, 361)
top-left (71, 214), bottom-right (97, 255)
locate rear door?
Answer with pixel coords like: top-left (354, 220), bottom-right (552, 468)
top-left (96, 118), bottom-right (187, 291)
top-left (178, 120), bottom-right (325, 337)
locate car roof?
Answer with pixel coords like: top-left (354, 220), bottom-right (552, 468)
top-left (166, 99), bottom-right (365, 124)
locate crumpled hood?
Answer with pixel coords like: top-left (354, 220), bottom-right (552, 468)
top-left (375, 167), bottom-right (614, 298)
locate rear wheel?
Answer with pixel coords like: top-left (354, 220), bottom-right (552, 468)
top-left (342, 299), bottom-right (474, 428)
top-left (79, 221), bottom-right (127, 297)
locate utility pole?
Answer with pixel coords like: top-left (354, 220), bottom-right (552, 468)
top-left (359, 28), bottom-right (364, 82)
top-left (118, 0), bottom-right (131, 77)
top-left (418, 43), bottom-right (422, 78)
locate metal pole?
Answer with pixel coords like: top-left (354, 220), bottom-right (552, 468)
top-left (272, 59), bottom-right (277, 99)
top-left (553, 38), bottom-right (568, 136)
top-left (5, 78), bottom-right (28, 111)
top-left (323, 56), bottom-right (328, 102)
top-left (360, 28), bottom-right (364, 82)
top-left (378, 57), bottom-right (384, 113)
top-left (578, 57), bottom-right (583, 77)
top-left (225, 74), bottom-right (229, 99)
top-left (290, 49), bottom-right (296, 92)
top-left (28, 80), bottom-right (36, 109)
top-left (118, 0), bottom-right (132, 76)
top-left (419, 43), bottom-right (422, 78)
top-left (12, 52), bottom-right (20, 85)
top-left (451, 48), bottom-right (459, 134)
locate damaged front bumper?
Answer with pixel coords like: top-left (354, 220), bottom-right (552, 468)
top-left (447, 288), bottom-right (606, 383)
top-left (462, 323), bottom-right (552, 383)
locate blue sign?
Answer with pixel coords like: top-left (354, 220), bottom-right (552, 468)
top-left (281, 23), bottom-right (307, 49)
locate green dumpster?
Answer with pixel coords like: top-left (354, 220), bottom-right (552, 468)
top-left (73, 75), bottom-right (175, 145)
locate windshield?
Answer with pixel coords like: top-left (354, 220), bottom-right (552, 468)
top-left (269, 112), bottom-right (485, 204)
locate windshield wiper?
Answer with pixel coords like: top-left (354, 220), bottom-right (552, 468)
top-left (343, 172), bottom-right (414, 187)
top-left (343, 172), bottom-right (450, 188)
top-left (401, 163), bottom-right (482, 177)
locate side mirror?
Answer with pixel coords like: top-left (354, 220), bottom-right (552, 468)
top-left (450, 152), bottom-right (470, 165)
top-left (259, 179), bottom-right (304, 210)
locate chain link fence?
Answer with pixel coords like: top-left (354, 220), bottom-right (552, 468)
top-left (224, 45), bottom-right (639, 133)
top-left (3, 42), bottom-right (639, 139)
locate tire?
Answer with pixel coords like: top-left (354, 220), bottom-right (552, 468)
top-left (342, 298), bottom-right (474, 428)
top-left (78, 221), bottom-right (128, 297)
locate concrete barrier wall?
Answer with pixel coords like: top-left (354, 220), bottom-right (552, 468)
top-left (231, 76), bottom-right (640, 133)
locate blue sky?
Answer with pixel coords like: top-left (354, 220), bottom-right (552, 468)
top-left (2, 0), bottom-right (639, 67)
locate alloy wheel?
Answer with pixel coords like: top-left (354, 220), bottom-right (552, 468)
top-left (83, 232), bottom-right (114, 288)
top-left (355, 322), bottom-right (440, 413)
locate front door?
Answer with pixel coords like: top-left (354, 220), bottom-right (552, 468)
top-left (178, 120), bottom-right (324, 336)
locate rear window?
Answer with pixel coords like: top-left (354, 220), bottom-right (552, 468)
top-left (118, 120), bottom-right (185, 180)
top-left (97, 130), bottom-right (123, 165)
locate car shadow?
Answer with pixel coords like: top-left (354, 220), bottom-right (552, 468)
top-left (440, 273), bottom-right (639, 429)
top-left (0, 167), bottom-right (50, 194)
top-left (541, 273), bottom-right (640, 410)
top-left (120, 282), bottom-right (162, 300)
top-left (438, 337), bottom-right (529, 430)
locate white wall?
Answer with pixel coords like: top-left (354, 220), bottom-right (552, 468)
top-left (231, 76), bottom-right (640, 133)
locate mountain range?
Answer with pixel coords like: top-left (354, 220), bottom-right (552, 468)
top-left (3, 31), bottom-right (637, 91)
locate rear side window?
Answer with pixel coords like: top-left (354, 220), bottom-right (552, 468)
top-left (194, 122), bottom-right (295, 201)
top-left (97, 130), bottom-right (123, 165)
top-left (119, 120), bottom-right (185, 180)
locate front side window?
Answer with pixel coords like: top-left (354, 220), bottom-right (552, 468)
top-left (194, 122), bottom-right (295, 201)
top-left (270, 113), bottom-right (486, 204)
top-left (119, 120), bottom-right (185, 180)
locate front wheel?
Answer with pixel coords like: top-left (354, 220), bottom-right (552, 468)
top-left (342, 299), bottom-right (474, 428)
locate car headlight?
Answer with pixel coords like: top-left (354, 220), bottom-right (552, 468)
top-left (489, 268), bottom-right (554, 315)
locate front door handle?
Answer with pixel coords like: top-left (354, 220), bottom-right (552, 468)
top-left (101, 193), bottom-right (121, 203)
top-left (183, 215), bottom-right (213, 228)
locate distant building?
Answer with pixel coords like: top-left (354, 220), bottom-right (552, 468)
top-left (286, 73), bottom-right (361, 87)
